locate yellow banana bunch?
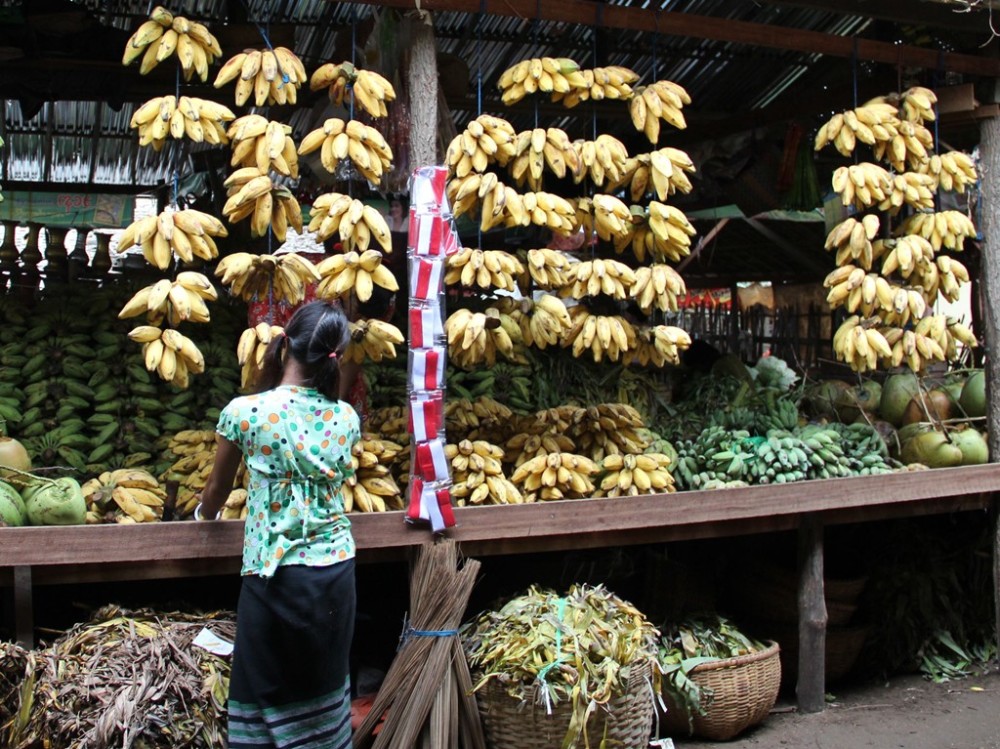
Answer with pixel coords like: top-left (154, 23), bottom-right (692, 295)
top-left (563, 403), bottom-right (649, 460)
top-left (935, 255), bottom-right (971, 302)
top-left (121, 6), bottom-right (221, 82)
top-left (635, 147), bottom-right (696, 201)
top-left (130, 95), bottom-right (235, 151)
top-left (237, 322), bottom-right (285, 389)
top-left (447, 440), bottom-right (521, 506)
top-left (824, 214), bottom-right (880, 269)
top-left (509, 451), bottom-right (598, 502)
top-left (118, 273), bottom-right (215, 327)
top-left (298, 118), bottom-right (394, 187)
top-left (879, 120), bottom-right (935, 172)
top-left (447, 171), bottom-right (495, 219)
top-left (129, 324), bottom-right (206, 388)
top-left (444, 397), bottom-right (514, 436)
top-left (624, 325), bottom-right (692, 367)
top-left (217, 489), bottom-right (249, 521)
top-left (899, 86), bottom-right (937, 123)
top-left (116, 209), bottom-right (227, 270)
top-left (161, 430), bottom-right (249, 518)
top-left (878, 285), bottom-right (932, 328)
top-left (83, 468), bottom-right (167, 524)
top-left (213, 46), bottom-right (307, 107)
top-left (831, 162), bottom-right (892, 209)
top-left (343, 449), bottom-right (404, 512)
top-left (307, 192), bottom-right (392, 252)
top-left (344, 319), bottom-right (405, 363)
top-left (823, 264), bottom-right (895, 317)
top-left (814, 101), bottom-right (901, 156)
top-left (562, 258), bottom-right (636, 300)
top-left (504, 430), bottom-right (576, 468)
top-left (832, 317), bottom-right (895, 373)
top-left (520, 191), bottom-right (577, 235)
top-left (508, 127), bottom-right (581, 190)
top-left (524, 247), bottom-right (572, 289)
top-left (446, 115), bottom-right (518, 177)
top-left (916, 151), bottom-right (978, 194)
top-left (472, 176), bottom-right (518, 233)
top-left (214, 252), bottom-right (320, 304)
top-left (227, 115), bottom-right (299, 178)
top-left (880, 234), bottom-right (936, 280)
top-left (629, 264), bottom-right (687, 313)
top-left (446, 308), bottom-right (519, 369)
top-left (552, 65), bottom-right (640, 108)
top-left (222, 169), bottom-right (303, 240)
top-left (498, 57), bottom-right (588, 105)
top-left (515, 294), bottom-right (573, 349)
top-left (879, 172), bottom-right (936, 214)
top-left (563, 305), bottom-right (635, 362)
top-left (445, 247), bottom-right (524, 292)
top-left (309, 61), bottom-right (396, 118)
top-left (315, 248), bottom-right (398, 303)
top-left (572, 134), bottom-right (630, 187)
top-left (629, 80), bottom-right (691, 143)
top-left (896, 210), bottom-right (977, 252)
top-left (309, 60), bottom-right (354, 106)
top-left (591, 194), bottom-right (634, 242)
top-left (596, 452), bottom-right (675, 497)
top-left (645, 200), bottom-right (696, 258)
top-left (888, 317), bottom-right (954, 370)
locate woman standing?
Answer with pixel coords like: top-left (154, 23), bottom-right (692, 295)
top-left (197, 300), bottom-right (361, 749)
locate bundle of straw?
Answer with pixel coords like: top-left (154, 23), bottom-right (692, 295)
top-left (1, 641), bottom-right (29, 744)
top-left (354, 539), bottom-right (485, 749)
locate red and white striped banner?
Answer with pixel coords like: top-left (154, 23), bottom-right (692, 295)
top-left (410, 349), bottom-right (444, 391)
top-left (409, 257), bottom-right (443, 301)
top-left (415, 439), bottom-right (451, 482)
top-left (409, 306), bottom-right (443, 349)
top-left (406, 477), bottom-right (454, 531)
top-left (410, 166), bottom-right (449, 214)
top-left (409, 394), bottom-right (443, 443)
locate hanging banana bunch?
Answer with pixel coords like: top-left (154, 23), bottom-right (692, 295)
top-left (563, 305), bottom-right (636, 363)
top-left (129, 95), bottom-right (236, 151)
top-left (624, 325), bottom-right (692, 367)
top-left (508, 127), bottom-right (580, 191)
top-left (215, 252), bottom-right (321, 304)
top-left (237, 323), bottom-right (285, 390)
top-left (314, 249), bottom-right (399, 303)
top-left (118, 273), bottom-right (216, 327)
top-left (445, 115), bottom-right (518, 177)
top-left (309, 61), bottom-right (396, 118)
top-left (344, 319), bottom-right (406, 363)
top-left (524, 247), bottom-right (573, 289)
top-left (550, 66), bottom-right (640, 108)
top-left (128, 324), bottom-right (206, 389)
top-left (629, 264), bottom-right (687, 314)
top-left (896, 211), bottom-right (978, 252)
top-left (916, 151), bottom-right (978, 194)
top-left (307, 193), bottom-right (392, 253)
top-left (297, 119), bottom-right (393, 187)
top-left (227, 116), bottom-right (299, 178)
top-left (445, 308), bottom-right (517, 369)
top-left (221, 168), bottom-right (303, 241)
top-left (445, 248), bottom-right (524, 292)
top-left (213, 46), bottom-right (308, 106)
top-left (571, 134), bottom-right (630, 187)
top-left (116, 209), bottom-right (228, 270)
top-left (497, 57), bottom-right (588, 106)
top-left (561, 258), bottom-right (636, 301)
top-left (122, 6), bottom-right (222, 81)
top-left (628, 80), bottom-right (691, 143)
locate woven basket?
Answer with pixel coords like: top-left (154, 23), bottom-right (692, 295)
top-left (660, 641), bottom-right (782, 741)
top-left (476, 659), bottom-right (655, 749)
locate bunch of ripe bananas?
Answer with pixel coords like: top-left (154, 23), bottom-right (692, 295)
top-left (447, 171), bottom-right (510, 221)
top-left (227, 116), bottom-right (299, 178)
top-left (507, 189), bottom-right (577, 235)
top-left (814, 100), bottom-right (899, 156)
top-left (643, 201), bottom-right (697, 258)
top-left (832, 317), bottom-right (903, 373)
top-left (595, 452), bottom-right (675, 497)
top-left (128, 325), bottom-right (206, 388)
top-left (917, 151), bottom-right (978, 194)
top-left (444, 396), bottom-right (514, 436)
top-left (551, 66), bottom-right (640, 107)
top-left (160, 429), bottom-right (223, 518)
top-left (116, 209), bottom-right (228, 270)
top-left (213, 46), bottom-right (307, 106)
top-left (628, 80), bottom-right (691, 142)
top-left (497, 57), bottom-right (589, 105)
top-left (344, 319), bottom-right (405, 363)
top-left (561, 258), bottom-right (636, 300)
top-left (445, 115), bottom-right (517, 176)
top-left (509, 127), bottom-right (579, 190)
top-left (878, 235), bottom-right (936, 280)
top-left (122, 6), bottom-right (221, 81)
top-left (509, 451), bottom-right (598, 501)
top-left (830, 162), bottom-right (893, 209)
top-left (571, 135), bottom-right (630, 188)
top-left (447, 439), bottom-right (523, 506)
top-left (898, 86), bottom-right (938, 123)
top-left (215, 252), bottom-right (320, 304)
top-left (445, 248), bottom-right (524, 292)
top-left (882, 172), bottom-right (937, 214)
top-left (565, 306), bottom-right (636, 362)
top-left (631, 147), bottom-right (696, 201)
top-left (624, 325), bottom-right (692, 367)
top-left (314, 249), bottom-right (398, 303)
top-left (630, 264), bottom-right (687, 313)
top-left (933, 255), bottom-right (971, 302)
top-left (306, 193), bottom-right (392, 252)
top-left (504, 429), bottom-right (576, 467)
top-left (342, 438), bottom-right (405, 512)
top-left (506, 294), bottom-right (573, 349)
top-left (237, 322), bottom-right (285, 389)
top-left (824, 264), bottom-right (895, 317)
top-left (879, 120), bottom-right (935, 172)
top-left (309, 61), bottom-right (396, 118)
top-left (297, 118), bottom-right (394, 187)
top-left (118, 273), bottom-right (216, 326)
top-left (561, 403), bottom-right (649, 459)
top-left (445, 308), bottom-right (517, 369)
top-left (524, 247), bottom-right (573, 289)
top-left (580, 194), bottom-right (632, 242)
top-left (896, 210), bottom-right (978, 251)
top-left (222, 169), bottom-right (303, 240)
top-left (83, 468), bottom-right (167, 524)
top-left (129, 95), bottom-right (236, 151)
top-left (824, 215), bottom-right (880, 269)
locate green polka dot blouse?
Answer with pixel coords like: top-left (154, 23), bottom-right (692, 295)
top-left (217, 385), bottom-right (361, 578)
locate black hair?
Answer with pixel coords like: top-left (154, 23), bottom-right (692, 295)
top-left (256, 301), bottom-right (350, 401)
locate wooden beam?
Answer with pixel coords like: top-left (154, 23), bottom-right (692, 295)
top-left (756, 0), bottom-right (995, 35)
top-left (347, 0), bottom-right (1000, 77)
top-left (797, 516), bottom-right (827, 713)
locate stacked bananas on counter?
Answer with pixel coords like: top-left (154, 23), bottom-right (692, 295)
top-left (504, 430), bottom-right (575, 467)
top-left (629, 264), bottom-right (687, 313)
top-left (497, 57), bottom-right (589, 105)
top-left (297, 118), bottom-right (394, 186)
top-left (309, 61), bottom-right (396, 118)
top-left (445, 115), bottom-right (517, 176)
top-left (344, 319), bottom-right (405, 363)
top-left (237, 322), bottom-right (285, 389)
top-left (561, 258), bottom-right (636, 300)
top-left (83, 468), bottom-right (167, 524)
top-left (222, 168), bottom-right (303, 240)
top-left (564, 306), bottom-right (636, 362)
top-left (213, 46), bottom-right (307, 106)
top-left (445, 248), bottom-right (524, 292)
top-left (341, 437), bottom-right (405, 512)
top-left (129, 325), bottom-right (206, 388)
top-left (445, 308), bottom-right (517, 369)
top-left (448, 439), bottom-right (524, 506)
top-left (509, 451), bottom-right (599, 502)
top-left (227, 116), bottom-right (299, 177)
top-left (595, 452), bottom-right (675, 497)
top-left (314, 249), bottom-right (398, 302)
top-left (122, 6), bottom-right (221, 81)
top-left (215, 252), bottom-right (320, 304)
top-left (129, 95), bottom-right (236, 150)
top-left (307, 193), bottom-right (392, 252)
top-left (624, 325), bottom-right (692, 367)
top-left (118, 273), bottom-right (216, 326)
top-left (896, 210), bottom-right (978, 251)
top-left (116, 209), bottom-right (228, 270)
top-left (628, 80), bottom-right (691, 142)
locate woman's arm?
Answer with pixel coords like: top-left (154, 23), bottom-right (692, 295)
top-left (196, 436), bottom-right (243, 520)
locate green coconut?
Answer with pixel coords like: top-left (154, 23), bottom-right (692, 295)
top-left (25, 476), bottom-right (87, 526)
top-left (0, 435), bottom-right (31, 480)
top-left (0, 480), bottom-right (26, 526)
top-left (959, 370), bottom-right (986, 419)
top-left (879, 371), bottom-right (923, 426)
top-left (805, 379), bottom-right (850, 420)
top-left (835, 381), bottom-right (882, 423)
top-left (949, 427), bottom-right (989, 465)
top-left (899, 430), bottom-right (964, 468)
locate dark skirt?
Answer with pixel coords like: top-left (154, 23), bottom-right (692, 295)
top-left (228, 561), bottom-right (356, 749)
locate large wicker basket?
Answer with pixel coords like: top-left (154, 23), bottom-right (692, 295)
top-left (476, 659), bottom-right (656, 749)
top-left (660, 641), bottom-right (781, 741)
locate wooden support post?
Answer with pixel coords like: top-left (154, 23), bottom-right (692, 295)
top-left (797, 516), bottom-right (827, 713)
top-left (407, 15), bottom-right (439, 171)
top-left (14, 565), bottom-right (33, 649)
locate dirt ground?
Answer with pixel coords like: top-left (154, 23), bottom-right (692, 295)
top-left (669, 663), bottom-right (1000, 749)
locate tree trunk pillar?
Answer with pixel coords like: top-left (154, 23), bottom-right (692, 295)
top-left (407, 15), bottom-right (439, 171)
